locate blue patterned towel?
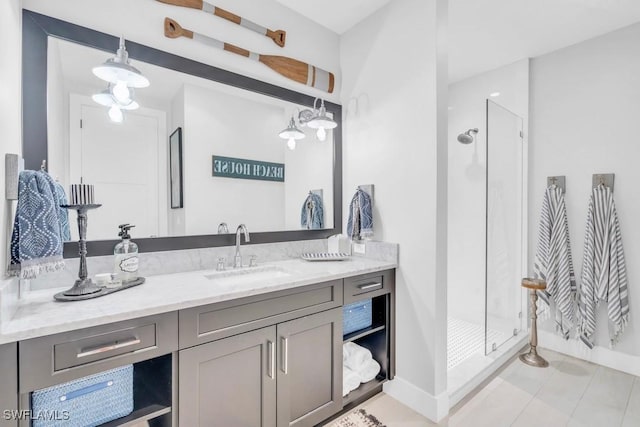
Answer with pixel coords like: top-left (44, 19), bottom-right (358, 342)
top-left (347, 189), bottom-right (373, 240)
top-left (8, 171), bottom-right (66, 279)
top-left (300, 192), bottom-right (324, 230)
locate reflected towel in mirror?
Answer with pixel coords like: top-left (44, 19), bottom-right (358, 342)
top-left (300, 192), bottom-right (324, 229)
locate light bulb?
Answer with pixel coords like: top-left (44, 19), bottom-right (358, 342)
top-left (316, 127), bottom-right (327, 141)
top-left (287, 138), bottom-right (296, 150)
top-left (112, 80), bottom-right (131, 103)
top-left (108, 105), bottom-right (124, 123)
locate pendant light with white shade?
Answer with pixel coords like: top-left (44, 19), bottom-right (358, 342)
top-left (92, 36), bottom-right (149, 122)
top-left (278, 116), bottom-right (306, 150)
top-left (277, 98), bottom-right (336, 149)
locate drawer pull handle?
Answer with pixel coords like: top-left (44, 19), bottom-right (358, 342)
top-left (358, 282), bottom-right (382, 291)
top-left (267, 340), bottom-right (275, 380)
top-left (77, 338), bottom-right (141, 358)
top-left (281, 337), bottom-right (288, 374)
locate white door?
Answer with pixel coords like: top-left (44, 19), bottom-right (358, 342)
top-left (72, 103), bottom-right (162, 240)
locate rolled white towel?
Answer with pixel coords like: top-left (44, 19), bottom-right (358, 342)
top-left (342, 366), bottom-right (361, 396)
top-left (343, 342), bottom-right (372, 371)
top-left (357, 358), bottom-right (381, 383)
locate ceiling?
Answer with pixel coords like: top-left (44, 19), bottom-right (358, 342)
top-left (274, 0), bottom-right (392, 34)
top-left (449, 0), bottom-right (640, 82)
top-left (276, 0), bottom-right (640, 83)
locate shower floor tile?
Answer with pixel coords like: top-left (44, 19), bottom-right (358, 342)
top-left (448, 317), bottom-right (506, 370)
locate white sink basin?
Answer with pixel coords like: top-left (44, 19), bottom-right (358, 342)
top-left (203, 265), bottom-right (292, 285)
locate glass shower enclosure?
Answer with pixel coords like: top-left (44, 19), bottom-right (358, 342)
top-left (484, 99), bottom-right (524, 354)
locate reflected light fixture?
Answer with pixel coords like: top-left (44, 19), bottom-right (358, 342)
top-left (92, 85), bottom-right (140, 110)
top-left (92, 37), bottom-right (150, 88)
top-left (278, 116), bottom-right (306, 150)
top-left (92, 36), bottom-right (149, 122)
top-left (108, 105), bottom-right (124, 123)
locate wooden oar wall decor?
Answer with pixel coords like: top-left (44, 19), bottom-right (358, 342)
top-left (156, 0), bottom-right (286, 47)
top-left (164, 18), bottom-right (335, 94)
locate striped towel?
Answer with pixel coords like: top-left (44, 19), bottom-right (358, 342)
top-left (533, 185), bottom-right (576, 339)
top-left (578, 185), bottom-right (629, 349)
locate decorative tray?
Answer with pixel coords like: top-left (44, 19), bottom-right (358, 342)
top-left (54, 277), bottom-right (146, 302)
top-left (301, 252), bottom-right (350, 262)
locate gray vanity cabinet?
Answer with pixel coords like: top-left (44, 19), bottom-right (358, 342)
top-left (178, 307), bottom-right (342, 427)
top-left (178, 326), bottom-right (277, 427)
top-left (276, 308), bottom-right (342, 427)
top-left (0, 343), bottom-right (17, 427)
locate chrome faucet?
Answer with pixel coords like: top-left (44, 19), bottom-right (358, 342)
top-left (217, 222), bottom-right (229, 234)
top-left (234, 224), bottom-right (250, 268)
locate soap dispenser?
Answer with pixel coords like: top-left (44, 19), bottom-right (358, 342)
top-left (114, 224), bottom-right (139, 283)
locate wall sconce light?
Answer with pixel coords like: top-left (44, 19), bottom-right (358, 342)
top-left (278, 98), bottom-right (336, 147)
top-left (92, 37), bottom-right (149, 122)
top-left (278, 116), bottom-right (306, 150)
top-left (299, 98), bottom-right (337, 141)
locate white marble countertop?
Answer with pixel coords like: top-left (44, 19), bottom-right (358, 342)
top-left (0, 257), bottom-right (396, 345)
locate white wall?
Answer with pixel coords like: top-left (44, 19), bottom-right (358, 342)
top-left (340, 0), bottom-right (449, 421)
top-left (22, 0), bottom-right (341, 103)
top-left (448, 59), bottom-right (529, 325)
top-left (530, 23), bottom-right (640, 371)
top-left (183, 84), bottom-right (285, 234)
top-left (1, 0), bottom-right (22, 276)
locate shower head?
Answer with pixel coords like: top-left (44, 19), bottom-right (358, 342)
top-left (457, 128), bottom-right (478, 144)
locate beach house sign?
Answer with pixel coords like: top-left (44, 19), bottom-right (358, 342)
top-left (212, 155), bottom-right (285, 182)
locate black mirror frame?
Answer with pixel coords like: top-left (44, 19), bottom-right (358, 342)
top-left (22, 10), bottom-right (342, 258)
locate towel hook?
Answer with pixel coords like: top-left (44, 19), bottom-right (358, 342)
top-left (40, 159), bottom-right (47, 172)
top-left (592, 173), bottom-right (614, 192)
top-left (546, 176), bottom-right (565, 193)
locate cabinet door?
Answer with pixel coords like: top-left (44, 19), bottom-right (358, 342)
top-left (276, 308), bottom-right (342, 427)
top-left (0, 343), bottom-right (17, 427)
top-left (179, 326), bottom-right (277, 427)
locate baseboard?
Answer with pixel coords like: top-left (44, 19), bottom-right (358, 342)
top-left (383, 376), bottom-right (449, 422)
top-left (539, 330), bottom-right (640, 377)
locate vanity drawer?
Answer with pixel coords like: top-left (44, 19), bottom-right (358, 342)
top-left (344, 269), bottom-right (394, 304)
top-left (19, 312), bottom-right (178, 392)
top-left (179, 279), bottom-right (343, 348)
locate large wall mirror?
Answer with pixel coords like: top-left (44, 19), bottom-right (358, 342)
top-left (22, 10), bottom-right (342, 257)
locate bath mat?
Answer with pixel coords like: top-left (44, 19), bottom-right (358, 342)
top-left (329, 409), bottom-right (386, 427)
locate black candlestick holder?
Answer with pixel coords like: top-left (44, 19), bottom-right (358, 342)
top-left (56, 204), bottom-right (103, 299)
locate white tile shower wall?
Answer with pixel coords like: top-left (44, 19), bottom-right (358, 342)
top-left (447, 59), bottom-right (529, 327)
top-left (529, 23), bottom-right (640, 369)
top-left (27, 239), bottom-right (327, 291)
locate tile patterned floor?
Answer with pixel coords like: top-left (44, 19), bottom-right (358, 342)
top-left (447, 317), bottom-right (506, 370)
top-left (326, 349), bottom-right (640, 427)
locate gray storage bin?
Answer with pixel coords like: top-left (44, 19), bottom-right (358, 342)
top-left (31, 364), bottom-right (133, 427)
top-left (343, 299), bottom-right (373, 335)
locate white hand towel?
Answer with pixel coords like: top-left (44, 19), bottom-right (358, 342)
top-left (342, 366), bottom-right (361, 396)
top-left (357, 359), bottom-right (381, 383)
top-left (343, 342), bottom-right (372, 371)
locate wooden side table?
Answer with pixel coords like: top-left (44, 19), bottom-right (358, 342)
top-left (519, 278), bottom-right (549, 368)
